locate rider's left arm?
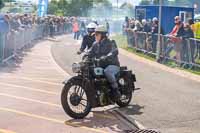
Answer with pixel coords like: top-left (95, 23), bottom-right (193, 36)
top-left (106, 40), bottom-right (119, 59)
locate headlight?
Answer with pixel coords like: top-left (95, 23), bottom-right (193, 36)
top-left (72, 63), bottom-right (81, 73)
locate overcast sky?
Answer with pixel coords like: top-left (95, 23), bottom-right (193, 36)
top-left (110, 0), bottom-right (141, 6)
top-left (18, 0), bottom-right (141, 6)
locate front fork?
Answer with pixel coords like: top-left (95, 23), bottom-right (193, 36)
top-left (82, 79), bottom-right (99, 108)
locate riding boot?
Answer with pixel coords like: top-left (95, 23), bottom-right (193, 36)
top-left (112, 88), bottom-right (121, 102)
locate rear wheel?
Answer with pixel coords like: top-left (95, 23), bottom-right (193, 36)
top-left (116, 76), bottom-right (134, 107)
top-left (61, 78), bottom-right (91, 119)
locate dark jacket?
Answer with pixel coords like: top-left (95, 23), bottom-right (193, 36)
top-left (182, 29), bottom-right (194, 39)
top-left (176, 23), bottom-right (185, 37)
top-left (88, 38), bottom-right (120, 68)
top-left (143, 24), bottom-right (151, 33)
top-left (80, 33), bottom-right (95, 52)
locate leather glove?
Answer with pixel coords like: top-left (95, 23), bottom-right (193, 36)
top-left (77, 50), bottom-right (82, 55)
top-left (100, 56), bottom-right (107, 61)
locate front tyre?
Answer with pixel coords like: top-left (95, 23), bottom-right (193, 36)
top-left (61, 78), bottom-right (91, 119)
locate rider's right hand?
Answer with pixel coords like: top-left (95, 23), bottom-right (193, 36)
top-left (77, 51), bottom-right (82, 55)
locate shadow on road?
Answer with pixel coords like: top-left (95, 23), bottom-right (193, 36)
top-left (64, 104), bottom-right (144, 133)
top-left (118, 104), bottom-right (144, 116)
top-left (65, 110), bottom-right (133, 133)
top-left (0, 39), bottom-right (48, 74)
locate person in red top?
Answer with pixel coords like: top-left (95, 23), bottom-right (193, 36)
top-left (72, 18), bottom-right (79, 40)
top-left (165, 16), bottom-right (184, 63)
top-left (168, 16), bottom-right (184, 40)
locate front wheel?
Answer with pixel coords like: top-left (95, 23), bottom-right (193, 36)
top-left (116, 76), bottom-right (134, 107)
top-left (61, 78), bottom-right (91, 119)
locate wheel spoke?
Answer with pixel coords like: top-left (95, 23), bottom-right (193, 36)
top-left (81, 98), bottom-right (87, 101)
top-left (80, 89), bottom-right (85, 97)
top-left (79, 102), bottom-right (86, 107)
top-left (74, 86), bottom-right (78, 93)
top-left (121, 98), bottom-right (128, 101)
top-left (68, 90), bottom-right (73, 95)
top-left (76, 86), bottom-right (81, 94)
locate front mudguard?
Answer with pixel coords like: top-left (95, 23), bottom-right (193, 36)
top-left (62, 76), bottom-right (82, 85)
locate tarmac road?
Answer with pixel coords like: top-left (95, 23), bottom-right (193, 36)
top-left (51, 34), bottom-right (200, 133)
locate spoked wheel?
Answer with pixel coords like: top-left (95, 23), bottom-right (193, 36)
top-left (61, 78), bottom-right (91, 119)
top-left (116, 76), bottom-right (133, 107)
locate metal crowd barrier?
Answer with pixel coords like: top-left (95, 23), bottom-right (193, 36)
top-left (0, 23), bottom-right (72, 63)
top-left (126, 30), bottom-right (200, 68)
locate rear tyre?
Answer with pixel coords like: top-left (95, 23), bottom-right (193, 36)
top-left (116, 76), bottom-right (134, 107)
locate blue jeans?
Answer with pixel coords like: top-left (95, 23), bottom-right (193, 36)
top-left (165, 44), bottom-right (174, 57)
top-left (104, 65), bottom-right (120, 89)
top-left (74, 31), bottom-right (79, 40)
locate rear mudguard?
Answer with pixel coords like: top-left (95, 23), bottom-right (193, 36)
top-left (120, 70), bottom-right (136, 91)
top-left (120, 70), bottom-right (136, 82)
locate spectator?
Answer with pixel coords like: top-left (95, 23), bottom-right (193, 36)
top-left (126, 19), bottom-right (135, 47)
top-left (142, 19), bottom-right (151, 33)
top-left (106, 21), bottom-right (110, 36)
top-left (133, 20), bottom-right (143, 32)
top-left (193, 19), bottom-right (200, 59)
top-left (181, 23), bottom-right (194, 64)
top-left (0, 14), bottom-right (10, 61)
top-left (49, 18), bottom-right (55, 38)
top-left (165, 16), bottom-right (184, 63)
top-left (129, 19), bottom-right (135, 29)
top-left (80, 21), bottom-right (86, 38)
top-left (151, 17), bottom-right (159, 53)
top-left (72, 19), bottom-right (79, 40)
top-left (122, 16), bottom-right (129, 35)
top-left (151, 17), bottom-right (159, 34)
top-left (188, 18), bottom-right (195, 31)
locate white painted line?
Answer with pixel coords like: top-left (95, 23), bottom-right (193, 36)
top-left (0, 76), bottom-right (62, 86)
top-left (0, 129), bottom-right (16, 133)
top-left (0, 93), bottom-right (61, 107)
top-left (49, 47), bottom-right (70, 78)
top-left (133, 119), bottom-right (146, 129)
top-left (0, 82), bottom-right (59, 95)
top-left (0, 107), bottom-right (106, 133)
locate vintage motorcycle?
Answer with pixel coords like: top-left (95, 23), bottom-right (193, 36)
top-left (61, 53), bottom-right (136, 119)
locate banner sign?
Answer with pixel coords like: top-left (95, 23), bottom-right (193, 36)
top-left (38, 0), bottom-right (48, 17)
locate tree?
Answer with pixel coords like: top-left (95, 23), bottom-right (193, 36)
top-left (139, 0), bottom-right (151, 5)
top-left (3, 0), bottom-right (16, 2)
top-left (66, 0), bottom-right (93, 16)
top-left (47, 0), bottom-right (59, 15)
top-left (0, 0), bottom-right (4, 9)
top-left (47, 0), bottom-right (111, 16)
top-left (153, 0), bottom-right (159, 5)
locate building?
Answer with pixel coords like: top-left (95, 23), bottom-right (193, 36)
top-left (135, 5), bottom-right (194, 34)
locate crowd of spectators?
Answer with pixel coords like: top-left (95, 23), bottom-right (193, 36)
top-left (123, 16), bottom-right (200, 67)
top-left (0, 13), bottom-right (76, 62)
top-left (0, 13), bottom-right (74, 38)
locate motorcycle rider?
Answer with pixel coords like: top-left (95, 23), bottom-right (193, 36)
top-left (88, 25), bottom-right (121, 101)
top-left (77, 22), bottom-right (97, 54)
